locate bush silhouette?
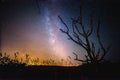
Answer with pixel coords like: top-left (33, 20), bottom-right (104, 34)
top-left (0, 52), bottom-right (26, 74)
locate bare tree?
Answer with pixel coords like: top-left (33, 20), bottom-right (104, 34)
top-left (58, 5), bottom-right (110, 64)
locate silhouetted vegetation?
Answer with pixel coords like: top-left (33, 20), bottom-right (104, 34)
top-left (0, 52), bottom-right (26, 74)
top-left (58, 4), bottom-right (111, 64)
top-left (0, 51), bottom-right (120, 80)
top-left (0, 51), bottom-right (76, 67)
top-left (0, 1), bottom-right (119, 80)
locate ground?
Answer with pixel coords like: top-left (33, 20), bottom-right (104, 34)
top-left (0, 62), bottom-right (120, 80)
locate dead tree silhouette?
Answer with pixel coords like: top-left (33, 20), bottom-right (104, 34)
top-left (58, 5), bottom-right (110, 64)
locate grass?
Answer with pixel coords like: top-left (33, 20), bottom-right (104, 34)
top-left (0, 52), bottom-right (120, 80)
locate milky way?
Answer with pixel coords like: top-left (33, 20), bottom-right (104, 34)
top-left (1, 0), bottom-right (117, 65)
top-left (1, 0), bottom-right (71, 63)
top-left (43, 0), bottom-right (67, 59)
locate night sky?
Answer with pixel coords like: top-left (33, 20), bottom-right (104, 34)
top-left (0, 0), bottom-right (120, 65)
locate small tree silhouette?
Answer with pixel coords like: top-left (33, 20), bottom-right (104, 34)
top-left (58, 5), bottom-right (110, 64)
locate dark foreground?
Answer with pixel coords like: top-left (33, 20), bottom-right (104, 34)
top-left (0, 63), bottom-right (120, 80)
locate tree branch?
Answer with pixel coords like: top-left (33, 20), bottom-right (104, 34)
top-left (97, 20), bottom-right (110, 61)
top-left (58, 16), bottom-right (69, 32)
top-left (73, 52), bottom-right (90, 62)
top-left (58, 16), bottom-right (87, 50)
top-left (91, 41), bottom-right (95, 58)
top-left (87, 16), bottom-right (93, 36)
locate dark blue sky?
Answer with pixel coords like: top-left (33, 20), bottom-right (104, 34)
top-left (0, 0), bottom-right (120, 65)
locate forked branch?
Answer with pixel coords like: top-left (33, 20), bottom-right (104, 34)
top-left (58, 6), bottom-right (110, 64)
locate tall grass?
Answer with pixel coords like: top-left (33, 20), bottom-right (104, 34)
top-left (0, 51), bottom-right (76, 66)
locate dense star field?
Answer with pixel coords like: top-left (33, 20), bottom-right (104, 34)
top-left (0, 0), bottom-right (120, 66)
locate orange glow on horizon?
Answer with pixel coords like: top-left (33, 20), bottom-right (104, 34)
top-left (1, 49), bottom-right (80, 66)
